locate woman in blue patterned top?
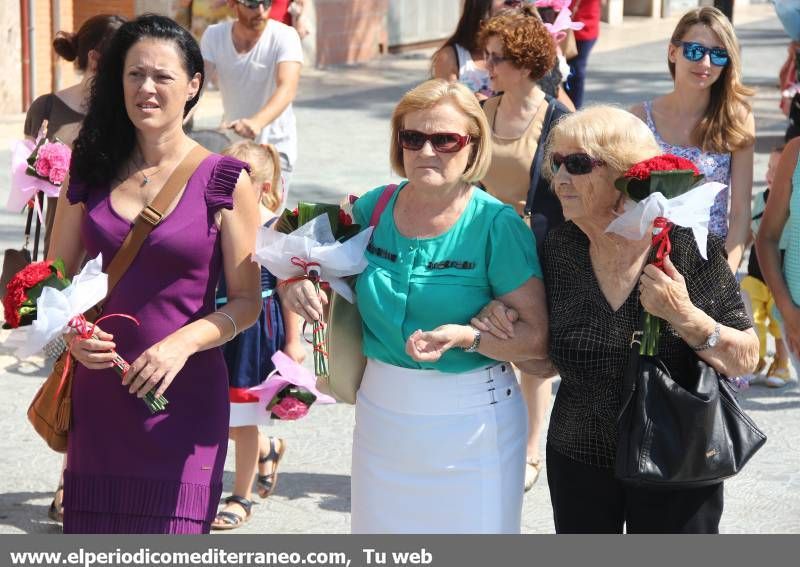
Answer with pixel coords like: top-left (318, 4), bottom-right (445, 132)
top-left (630, 6), bottom-right (755, 272)
top-left (283, 79), bottom-right (549, 533)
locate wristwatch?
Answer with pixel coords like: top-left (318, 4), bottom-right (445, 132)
top-left (463, 327), bottom-right (482, 353)
top-left (691, 322), bottom-right (721, 352)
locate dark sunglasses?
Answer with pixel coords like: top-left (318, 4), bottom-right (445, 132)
top-left (551, 152), bottom-right (605, 175)
top-left (674, 41), bottom-right (729, 67)
top-left (398, 130), bottom-right (472, 153)
top-left (503, 0), bottom-right (523, 6)
top-left (236, 0), bottom-right (272, 9)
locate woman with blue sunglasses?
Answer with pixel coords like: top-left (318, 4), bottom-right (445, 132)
top-left (631, 6), bottom-right (755, 273)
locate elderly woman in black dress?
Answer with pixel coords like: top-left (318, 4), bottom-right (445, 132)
top-left (474, 105), bottom-right (758, 533)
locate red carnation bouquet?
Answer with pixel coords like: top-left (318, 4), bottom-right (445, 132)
top-left (3, 257), bottom-right (167, 413)
top-left (613, 154), bottom-right (709, 356)
top-left (2, 260), bottom-right (71, 329)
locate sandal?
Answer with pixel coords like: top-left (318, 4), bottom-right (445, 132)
top-left (47, 485), bottom-right (64, 523)
top-left (524, 458), bottom-right (542, 493)
top-left (256, 437), bottom-right (286, 499)
top-left (211, 495), bottom-right (253, 531)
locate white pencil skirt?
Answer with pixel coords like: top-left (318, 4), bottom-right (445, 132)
top-left (350, 359), bottom-right (527, 534)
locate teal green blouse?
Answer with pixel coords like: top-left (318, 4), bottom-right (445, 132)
top-left (352, 182), bottom-right (542, 373)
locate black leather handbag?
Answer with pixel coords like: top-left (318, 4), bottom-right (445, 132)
top-left (615, 309), bottom-right (767, 489)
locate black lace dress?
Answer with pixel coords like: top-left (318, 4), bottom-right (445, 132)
top-left (543, 222), bottom-right (752, 468)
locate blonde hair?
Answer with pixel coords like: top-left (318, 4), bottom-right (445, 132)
top-left (543, 105), bottom-right (661, 179)
top-left (669, 7), bottom-right (754, 153)
top-left (222, 140), bottom-right (282, 212)
top-left (390, 79), bottom-right (492, 183)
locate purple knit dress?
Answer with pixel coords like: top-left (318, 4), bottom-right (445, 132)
top-left (62, 154), bottom-right (249, 534)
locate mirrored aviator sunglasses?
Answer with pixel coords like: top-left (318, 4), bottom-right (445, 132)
top-left (398, 130), bottom-right (472, 153)
top-left (677, 41), bottom-right (729, 67)
top-left (551, 152), bottom-right (605, 175)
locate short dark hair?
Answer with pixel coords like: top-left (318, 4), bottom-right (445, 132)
top-left (71, 14), bottom-right (205, 187)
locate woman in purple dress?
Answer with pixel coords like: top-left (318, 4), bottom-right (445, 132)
top-left (48, 15), bottom-right (262, 534)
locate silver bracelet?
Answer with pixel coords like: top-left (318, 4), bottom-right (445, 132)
top-left (213, 311), bottom-right (238, 340)
top-left (463, 326), bottom-right (482, 353)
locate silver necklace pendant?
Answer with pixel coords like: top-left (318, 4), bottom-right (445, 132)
top-left (142, 175), bottom-right (150, 186)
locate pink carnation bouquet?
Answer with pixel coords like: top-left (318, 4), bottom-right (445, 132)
top-left (7, 120), bottom-right (72, 217)
top-left (247, 352), bottom-right (336, 422)
top-left (31, 140), bottom-right (70, 186)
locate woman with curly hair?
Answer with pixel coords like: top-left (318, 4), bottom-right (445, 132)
top-left (476, 6), bottom-right (572, 494)
top-left (431, 0), bottom-right (573, 107)
top-left (631, 6), bottom-right (755, 272)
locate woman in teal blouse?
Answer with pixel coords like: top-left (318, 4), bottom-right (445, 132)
top-left (284, 79), bottom-right (549, 533)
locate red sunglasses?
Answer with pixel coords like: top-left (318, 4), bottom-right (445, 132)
top-left (398, 130), bottom-right (472, 153)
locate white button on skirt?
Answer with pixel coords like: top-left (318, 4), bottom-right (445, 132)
top-left (350, 359), bottom-right (528, 534)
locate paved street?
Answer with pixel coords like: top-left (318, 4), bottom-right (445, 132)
top-left (0, 4), bottom-right (798, 534)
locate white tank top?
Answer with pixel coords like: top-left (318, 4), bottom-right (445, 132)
top-left (454, 43), bottom-right (493, 97)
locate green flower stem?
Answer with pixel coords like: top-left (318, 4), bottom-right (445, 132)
top-left (640, 312), bottom-right (662, 357)
top-left (638, 244), bottom-right (665, 357)
top-left (309, 275), bottom-right (329, 378)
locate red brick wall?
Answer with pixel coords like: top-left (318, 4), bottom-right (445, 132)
top-left (315, 0), bottom-right (388, 66)
top-left (74, 0), bottom-right (136, 29)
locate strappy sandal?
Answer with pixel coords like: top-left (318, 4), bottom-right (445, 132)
top-left (524, 458), bottom-right (542, 493)
top-left (48, 485), bottom-right (64, 523)
top-left (211, 495), bottom-right (253, 531)
top-left (256, 437), bottom-right (286, 499)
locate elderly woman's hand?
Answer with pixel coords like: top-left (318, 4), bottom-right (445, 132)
top-left (470, 300), bottom-right (519, 340)
top-left (639, 255), bottom-right (694, 324)
top-left (281, 279), bottom-right (329, 323)
top-left (405, 325), bottom-right (473, 363)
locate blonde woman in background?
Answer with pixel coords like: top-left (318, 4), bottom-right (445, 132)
top-left (630, 6), bottom-right (755, 272)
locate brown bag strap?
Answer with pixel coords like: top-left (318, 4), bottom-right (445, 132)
top-left (105, 145), bottom-right (211, 293)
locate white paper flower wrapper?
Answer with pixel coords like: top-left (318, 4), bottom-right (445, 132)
top-left (252, 214), bottom-right (374, 303)
top-left (605, 182), bottom-right (726, 259)
top-left (5, 254), bottom-right (108, 358)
